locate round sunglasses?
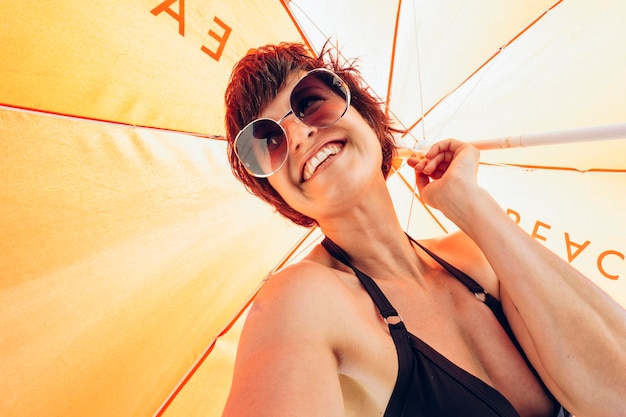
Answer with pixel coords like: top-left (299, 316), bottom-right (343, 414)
top-left (234, 68), bottom-right (351, 178)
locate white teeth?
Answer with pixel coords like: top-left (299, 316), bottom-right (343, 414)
top-left (303, 143), bottom-right (342, 181)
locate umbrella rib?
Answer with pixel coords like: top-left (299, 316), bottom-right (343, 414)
top-left (152, 227), bottom-right (320, 417)
top-left (280, 0), bottom-right (317, 54)
top-left (402, 0), bottom-right (566, 136)
top-left (392, 168), bottom-right (450, 234)
top-left (385, 0), bottom-right (403, 118)
top-left (268, 226), bottom-right (322, 272)
top-left (0, 103), bottom-right (226, 140)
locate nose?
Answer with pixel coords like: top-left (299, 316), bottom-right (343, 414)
top-left (282, 115), bottom-right (319, 153)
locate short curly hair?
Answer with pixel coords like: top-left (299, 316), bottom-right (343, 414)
top-left (225, 42), bottom-right (399, 227)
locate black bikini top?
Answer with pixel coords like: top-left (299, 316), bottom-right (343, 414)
top-left (321, 235), bottom-right (568, 417)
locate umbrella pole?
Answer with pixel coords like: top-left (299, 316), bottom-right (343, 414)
top-left (471, 122), bottom-right (626, 150)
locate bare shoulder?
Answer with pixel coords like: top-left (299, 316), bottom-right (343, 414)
top-left (222, 255), bottom-right (357, 416)
top-left (253, 256), bottom-right (351, 319)
top-left (419, 230), bottom-right (500, 298)
top-left (239, 253), bottom-right (357, 354)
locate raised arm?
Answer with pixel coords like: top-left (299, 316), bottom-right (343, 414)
top-left (409, 139), bottom-right (626, 417)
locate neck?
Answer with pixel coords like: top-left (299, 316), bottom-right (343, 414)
top-left (317, 185), bottom-right (426, 282)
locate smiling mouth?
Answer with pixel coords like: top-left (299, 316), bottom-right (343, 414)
top-left (302, 142), bottom-right (344, 182)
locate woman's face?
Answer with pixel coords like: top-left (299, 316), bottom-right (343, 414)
top-left (262, 71), bottom-right (385, 223)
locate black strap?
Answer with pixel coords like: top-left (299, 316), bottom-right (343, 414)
top-left (321, 236), bottom-right (415, 417)
top-left (321, 237), bottom-right (400, 320)
top-left (406, 235), bottom-right (518, 341)
top-left (409, 236), bottom-right (548, 390)
top-left (407, 235), bottom-right (488, 297)
top-left (323, 234), bottom-right (494, 307)
top-left (322, 233), bottom-right (510, 330)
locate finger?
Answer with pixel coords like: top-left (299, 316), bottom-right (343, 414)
top-left (407, 155), bottom-right (427, 170)
top-left (422, 152), bottom-right (448, 176)
top-left (424, 138), bottom-right (462, 159)
top-left (432, 160), bottom-right (451, 179)
top-left (415, 172), bottom-right (430, 197)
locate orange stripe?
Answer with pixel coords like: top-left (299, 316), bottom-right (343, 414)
top-left (480, 162), bottom-right (626, 173)
top-left (280, 0), bottom-right (316, 56)
top-left (153, 340), bottom-right (218, 417)
top-left (0, 103), bottom-right (227, 140)
top-left (403, 0), bottom-right (565, 137)
top-left (153, 227), bottom-right (318, 417)
top-left (385, 0), bottom-right (403, 118)
top-left (392, 168), bottom-right (450, 233)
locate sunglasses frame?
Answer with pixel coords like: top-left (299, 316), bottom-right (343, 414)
top-left (234, 68), bottom-right (351, 178)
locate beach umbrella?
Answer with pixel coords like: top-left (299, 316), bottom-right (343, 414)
top-left (1, 1), bottom-right (624, 417)
top-left (186, 1), bottom-right (626, 414)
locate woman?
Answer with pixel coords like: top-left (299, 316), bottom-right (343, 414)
top-left (221, 43), bottom-right (626, 417)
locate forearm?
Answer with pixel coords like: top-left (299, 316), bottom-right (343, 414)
top-left (447, 186), bottom-right (621, 318)
top-left (444, 186), bottom-right (626, 414)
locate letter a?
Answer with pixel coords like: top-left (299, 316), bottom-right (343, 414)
top-left (152, 0), bottom-right (185, 36)
top-left (564, 232), bottom-right (591, 263)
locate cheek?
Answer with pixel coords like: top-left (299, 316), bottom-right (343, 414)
top-left (267, 172), bottom-right (319, 218)
top-left (350, 109), bottom-right (382, 149)
top-left (267, 173), bottom-right (298, 205)
top-left (359, 125), bottom-right (384, 163)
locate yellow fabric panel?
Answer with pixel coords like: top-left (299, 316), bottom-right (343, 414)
top-left (157, 308), bottom-right (249, 417)
top-left (0, 107), bottom-right (305, 417)
top-left (0, 0), bottom-right (301, 135)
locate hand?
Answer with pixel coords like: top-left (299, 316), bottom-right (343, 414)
top-left (407, 139), bottom-right (481, 212)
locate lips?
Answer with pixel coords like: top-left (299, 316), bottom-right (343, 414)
top-left (302, 142), bottom-right (344, 182)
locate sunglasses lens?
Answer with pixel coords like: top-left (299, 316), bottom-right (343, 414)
top-left (234, 69), bottom-right (351, 178)
top-left (290, 69), bottom-right (350, 128)
top-left (234, 119), bottom-right (288, 177)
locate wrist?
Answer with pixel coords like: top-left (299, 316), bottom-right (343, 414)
top-left (440, 185), bottom-right (500, 235)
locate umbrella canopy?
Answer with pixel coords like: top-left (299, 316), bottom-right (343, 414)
top-left (286, 0), bottom-right (626, 285)
top-left (1, 1), bottom-right (625, 417)
top-left (1, 1), bottom-right (305, 416)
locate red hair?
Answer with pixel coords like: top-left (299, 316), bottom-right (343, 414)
top-left (225, 42), bottom-right (399, 227)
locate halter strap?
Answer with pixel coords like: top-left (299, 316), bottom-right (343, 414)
top-left (321, 237), bottom-right (400, 320)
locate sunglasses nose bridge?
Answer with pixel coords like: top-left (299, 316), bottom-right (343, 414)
top-left (278, 109), bottom-right (309, 129)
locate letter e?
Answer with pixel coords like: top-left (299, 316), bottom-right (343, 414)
top-left (531, 221), bottom-right (551, 242)
top-left (201, 16), bottom-right (232, 61)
